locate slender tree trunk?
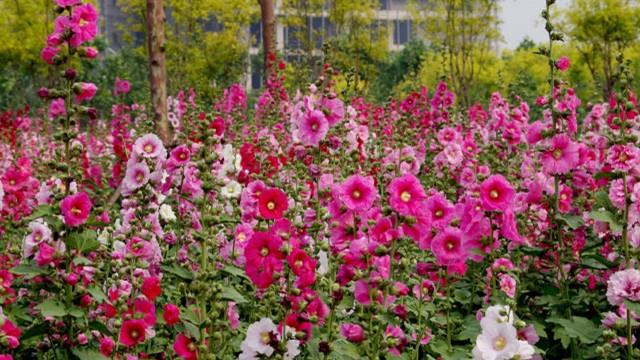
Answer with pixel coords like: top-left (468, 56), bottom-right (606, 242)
top-left (147, 0), bottom-right (171, 144)
top-left (259, 0), bottom-right (276, 82)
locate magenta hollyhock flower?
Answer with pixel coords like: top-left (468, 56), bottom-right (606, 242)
top-left (558, 185), bottom-right (573, 213)
top-left (163, 304), bottom-right (181, 326)
top-left (257, 188), bottom-right (288, 220)
top-left (339, 174), bottom-right (377, 212)
top-left (49, 98), bottom-right (66, 120)
top-left (60, 191), bottom-right (92, 227)
top-left (99, 337), bottom-right (115, 356)
top-left (431, 227), bottom-right (468, 266)
top-left (74, 82), bottom-right (97, 102)
top-left (134, 133), bottom-right (166, 159)
top-left (173, 334), bottom-right (198, 360)
top-left (287, 248), bottom-right (317, 288)
top-left (501, 210), bottom-right (526, 245)
top-left (119, 319), bottom-right (147, 347)
top-left (340, 323), bottom-right (365, 343)
top-left (540, 134), bottom-right (579, 174)
top-left (607, 144), bottom-right (638, 172)
top-left (114, 77), bottom-right (131, 96)
top-left (384, 325), bottom-right (407, 356)
top-left (35, 242), bottom-right (56, 266)
top-left (425, 193), bottom-right (455, 229)
top-left (388, 173), bottom-right (426, 216)
top-left (170, 145), bottom-right (191, 165)
top-left (556, 56), bottom-right (570, 71)
top-left (479, 175), bottom-right (515, 212)
top-left (299, 110), bottom-right (329, 147)
top-left (123, 161), bottom-right (150, 191)
top-left (70, 4), bottom-right (98, 46)
top-left (322, 97), bottom-right (345, 126)
top-left (606, 269), bottom-right (640, 306)
top-left (244, 232), bottom-right (284, 289)
top-left (40, 46), bottom-right (59, 65)
top-left (84, 46), bottom-right (98, 58)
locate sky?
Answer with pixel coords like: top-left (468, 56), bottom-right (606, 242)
top-left (500, 0), bottom-right (569, 49)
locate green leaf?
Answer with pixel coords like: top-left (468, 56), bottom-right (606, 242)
top-left (88, 321), bottom-right (112, 336)
top-left (580, 257), bottom-right (609, 270)
top-left (71, 348), bottom-right (108, 360)
top-left (457, 316), bottom-right (481, 341)
top-left (625, 300), bottom-right (640, 314)
top-left (221, 265), bottom-right (249, 280)
top-left (67, 230), bottom-right (100, 253)
top-left (23, 205), bottom-right (53, 222)
top-left (87, 286), bottom-right (107, 303)
top-left (547, 316), bottom-right (601, 344)
top-left (10, 264), bottom-right (48, 279)
top-left (220, 286), bottom-right (247, 304)
top-left (589, 210), bottom-right (622, 232)
top-left (36, 299), bottom-right (67, 317)
top-left (20, 323), bottom-right (48, 341)
top-left (330, 339), bottom-right (361, 360)
top-left (161, 264), bottom-right (194, 280)
top-left (556, 214), bottom-right (584, 229)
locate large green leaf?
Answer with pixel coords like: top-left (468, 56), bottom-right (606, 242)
top-left (67, 230), bottom-right (100, 253)
top-left (589, 210), bottom-right (622, 232)
top-left (161, 264), bottom-right (194, 280)
top-left (10, 264), bottom-right (49, 279)
top-left (220, 286), bottom-right (248, 304)
top-left (547, 316), bottom-right (601, 344)
top-left (330, 339), bottom-right (361, 360)
top-left (71, 348), bottom-right (108, 360)
top-left (36, 299), bottom-right (67, 317)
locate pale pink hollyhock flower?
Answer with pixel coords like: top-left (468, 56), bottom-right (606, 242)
top-left (75, 82), bottom-right (98, 102)
top-left (340, 323), bottom-right (365, 343)
top-left (322, 97), bottom-right (345, 126)
top-left (480, 175), bottom-right (515, 212)
top-left (556, 56), bottom-right (570, 71)
top-left (227, 302), bottom-right (240, 330)
top-left (239, 318), bottom-right (277, 357)
top-left (431, 227), bottom-right (468, 266)
top-left (123, 161), bottom-right (150, 191)
top-left (606, 269), bottom-right (640, 306)
top-left (298, 110), bottom-right (329, 147)
top-left (133, 134), bottom-right (166, 159)
top-left (492, 258), bottom-right (514, 272)
top-left (499, 274), bottom-right (517, 298)
top-left (607, 144), bottom-right (638, 172)
top-left (540, 134), bottom-right (579, 174)
top-left (474, 322), bottom-right (519, 360)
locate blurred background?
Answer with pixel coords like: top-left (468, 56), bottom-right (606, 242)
top-left (1, 0), bottom-right (639, 110)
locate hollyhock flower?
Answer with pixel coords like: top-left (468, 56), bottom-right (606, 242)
top-left (384, 325), bottom-right (407, 356)
top-left (240, 318), bottom-right (277, 357)
top-left (474, 322), bottom-right (519, 360)
top-left (431, 227), bottom-right (468, 266)
top-left (56, 0), bottom-right (81, 6)
top-left (606, 269), bottom-right (640, 306)
top-left (257, 188), bottom-right (288, 220)
top-left (558, 185), bottom-right (572, 213)
top-left (340, 323), bottom-right (365, 343)
top-left (540, 134), bottom-right (579, 174)
top-left (221, 181), bottom-right (242, 199)
top-left (159, 204), bottom-right (176, 222)
top-left (134, 134), bottom-right (166, 159)
top-left (499, 274), bottom-right (517, 298)
top-left (287, 248), bottom-right (317, 288)
top-left (170, 145), bottom-right (191, 165)
top-left (425, 193), bottom-right (455, 229)
top-left (479, 175), bottom-right (515, 212)
top-left (556, 56), bottom-right (570, 71)
top-left (244, 232), bottom-right (284, 288)
top-left (60, 191), bottom-right (92, 227)
top-left (227, 302), bottom-right (240, 330)
top-left (163, 304), bottom-right (180, 326)
top-left (607, 144), bottom-right (638, 171)
top-left (500, 210), bottom-right (526, 245)
top-left (48, 98), bottom-right (66, 120)
top-left (123, 161), bottom-right (150, 191)
top-left (141, 276), bottom-right (161, 301)
top-left (114, 77), bottom-right (131, 96)
top-left (70, 4), bottom-right (98, 46)
top-left (83, 46), bottom-right (98, 58)
top-left (339, 175), bottom-right (377, 212)
top-left (388, 173), bottom-right (426, 216)
top-left (173, 334), bottom-right (198, 360)
top-left (40, 47), bottom-right (59, 65)
top-left (74, 82), bottom-right (97, 102)
top-left (119, 319), bottom-right (147, 347)
top-left (322, 97), bottom-right (345, 126)
top-left (298, 110), bottom-right (329, 147)
top-left (35, 242), bottom-right (57, 266)
top-left (481, 305), bottom-right (514, 328)
top-left (99, 337), bottom-right (115, 356)
top-left (23, 219), bottom-right (52, 258)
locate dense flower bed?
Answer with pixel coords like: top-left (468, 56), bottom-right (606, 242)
top-left (0, 1), bottom-right (639, 359)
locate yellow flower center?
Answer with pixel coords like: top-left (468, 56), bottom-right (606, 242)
top-left (400, 191), bottom-right (411, 202)
top-left (435, 209), bottom-right (443, 218)
top-left (144, 144), bottom-right (153, 153)
top-left (489, 189), bottom-right (499, 199)
top-left (267, 201), bottom-right (276, 210)
top-left (180, 153), bottom-right (187, 160)
top-left (295, 260), bottom-right (303, 268)
top-left (560, 193), bottom-right (567, 201)
top-left (446, 240), bottom-right (455, 250)
top-left (136, 173), bottom-right (144, 182)
top-left (311, 123), bottom-right (318, 131)
top-left (237, 233), bottom-right (246, 242)
top-left (352, 189), bottom-right (361, 199)
top-left (71, 206), bottom-right (82, 215)
top-left (260, 247), bottom-right (269, 257)
top-left (8, 179), bottom-right (15, 186)
top-left (494, 336), bottom-right (507, 351)
top-left (79, 19), bottom-right (89, 27)
top-left (130, 330), bottom-right (139, 339)
top-left (187, 342), bottom-right (196, 351)
top-left (619, 153), bottom-right (628, 162)
top-left (261, 331), bottom-right (270, 344)
top-left (553, 149), bottom-right (562, 159)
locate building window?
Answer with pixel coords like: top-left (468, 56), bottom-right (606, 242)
top-left (393, 20), bottom-right (411, 45)
top-left (285, 26), bottom-right (301, 49)
top-left (250, 21), bottom-right (262, 46)
top-left (380, 0), bottom-right (389, 10)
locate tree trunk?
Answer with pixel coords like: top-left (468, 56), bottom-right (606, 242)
top-left (146, 0), bottom-right (171, 145)
top-left (259, 0), bottom-right (276, 82)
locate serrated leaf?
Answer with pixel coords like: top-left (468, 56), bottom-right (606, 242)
top-left (10, 264), bottom-right (48, 279)
top-left (161, 264), bottom-right (194, 280)
top-left (36, 299), bottom-right (66, 317)
top-left (87, 286), bottom-right (107, 303)
top-left (330, 339), bottom-right (361, 360)
top-left (547, 316), bottom-right (601, 344)
top-left (67, 230), bottom-right (100, 253)
top-left (71, 348), bottom-right (108, 360)
top-left (23, 205), bottom-right (53, 222)
top-left (580, 257), bottom-right (609, 270)
top-left (221, 265), bottom-right (249, 280)
top-left (556, 214), bottom-right (584, 229)
top-left (220, 286), bottom-right (247, 304)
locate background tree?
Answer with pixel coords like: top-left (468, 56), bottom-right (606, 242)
top-left (563, 0), bottom-right (640, 99)
top-left (146, 0), bottom-right (170, 144)
top-left (259, 0), bottom-right (276, 81)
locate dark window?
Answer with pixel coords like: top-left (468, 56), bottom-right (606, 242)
top-left (250, 22), bottom-right (262, 46)
top-left (380, 0), bottom-right (389, 10)
top-left (393, 20), bottom-right (411, 45)
top-left (311, 17), bottom-right (324, 48)
top-left (285, 26), bottom-right (301, 49)
top-left (251, 69), bottom-right (262, 89)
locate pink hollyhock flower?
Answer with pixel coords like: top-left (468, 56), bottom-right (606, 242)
top-left (173, 334), bottom-right (198, 360)
top-left (227, 302), bottom-right (240, 330)
top-left (556, 56), bottom-right (570, 71)
top-left (163, 304), bottom-right (181, 326)
top-left (287, 248), bottom-right (317, 288)
top-left (49, 98), bottom-right (66, 119)
top-left (340, 323), bottom-right (365, 343)
top-left (0, 320), bottom-right (20, 350)
top-left (501, 210), bottom-right (526, 245)
top-left (244, 232), bottom-right (284, 289)
top-left (540, 134), bottom-right (579, 174)
top-left (141, 276), bottom-right (161, 301)
top-left (83, 46), bottom-right (98, 58)
top-left (99, 337), bottom-right (115, 356)
top-left (75, 82), bottom-right (98, 102)
top-left (40, 47), bottom-right (59, 65)
top-left (499, 274), bottom-right (517, 298)
top-left (607, 144), bottom-right (638, 171)
top-left (123, 161), bottom-right (150, 191)
top-left (257, 188), bottom-right (288, 220)
top-left (56, 0), bottom-right (81, 6)
top-left (384, 325), bottom-right (407, 356)
top-left (558, 185), bottom-right (572, 213)
top-left (431, 227), bottom-right (468, 266)
top-left (388, 173), bottom-right (426, 216)
top-left (170, 145), bottom-right (191, 165)
top-left (299, 110), bottom-right (329, 147)
top-left (70, 4), bottom-right (98, 46)
top-left (134, 133), bottom-right (166, 159)
top-left (492, 258), bottom-right (514, 272)
top-left (606, 269), bottom-right (640, 306)
top-left (114, 77), bottom-right (131, 96)
top-left (322, 97), bottom-right (345, 126)
top-left (339, 174), bottom-right (377, 212)
top-left (479, 175), bottom-right (515, 212)
top-left (425, 193), bottom-right (455, 229)
top-left (60, 191), bottom-right (92, 227)
top-left (119, 319), bottom-right (147, 347)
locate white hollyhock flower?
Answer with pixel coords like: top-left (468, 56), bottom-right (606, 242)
top-left (221, 181), bottom-right (242, 199)
top-left (159, 204), bottom-right (176, 222)
top-left (474, 322), bottom-right (519, 360)
top-left (480, 304), bottom-right (514, 330)
top-left (23, 219), bottom-right (53, 258)
top-left (514, 340), bottom-right (535, 359)
top-left (317, 250), bottom-right (329, 275)
top-left (240, 318), bottom-right (277, 357)
top-left (284, 339), bottom-right (300, 359)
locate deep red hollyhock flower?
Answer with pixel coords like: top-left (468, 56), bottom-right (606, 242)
top-left (173, 334), bottom-right (198, 360)
top-left (141, 276), bottom-right (161, 301)
top-left (119, 319), bottom-right (147, 347)
top-left (163, 304), bottom-right (181, 326)
top-left (244, 232), bottom-right (284, 289)
top-left (287, 248), bottom-right (317, 288)
top-left (258, 188), bottom-right (288, 220)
